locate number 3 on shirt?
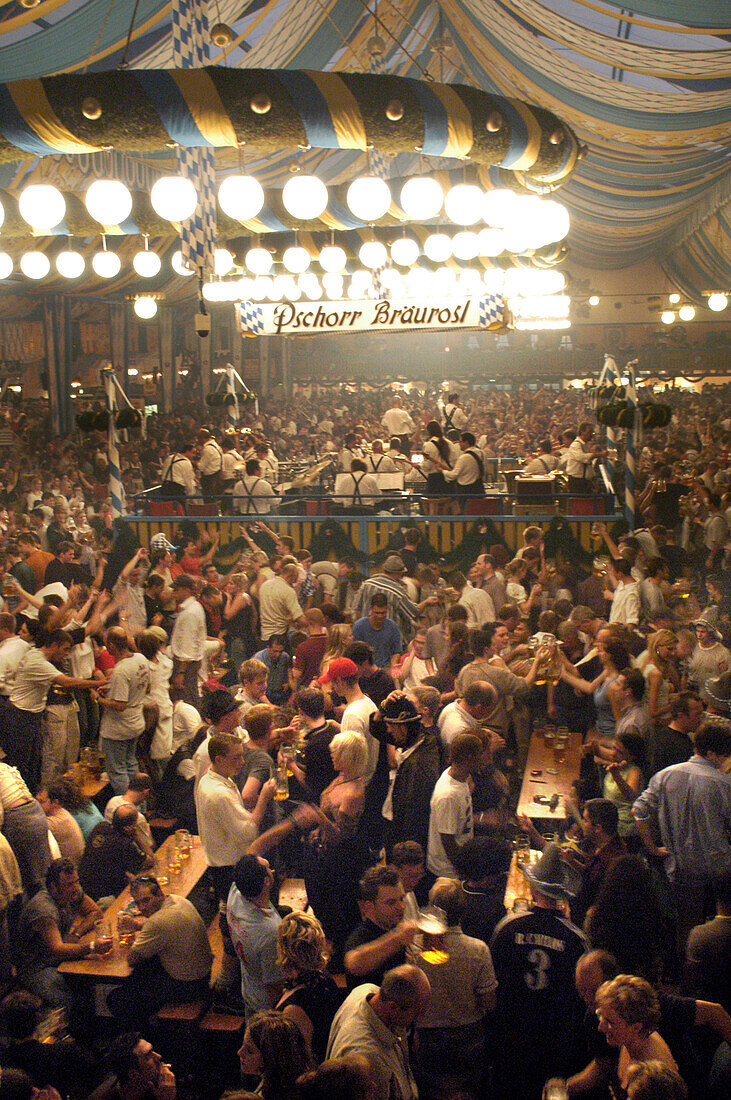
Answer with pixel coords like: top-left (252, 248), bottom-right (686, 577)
top-left (525, 948), bottom-right (551, 990)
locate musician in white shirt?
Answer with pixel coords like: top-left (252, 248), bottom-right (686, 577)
top-left (336, 459), bottom-right (380, 511)
top-left (381, 396), bottom-right (416, 448)
top-left (197, 429), bottom-right (224, 496)
top-left (160, 444), bottom-right (197, 500)
top-left (233, 460), bottom-right (281, 515)
top-left (440, 393), bottom-right (468, 433)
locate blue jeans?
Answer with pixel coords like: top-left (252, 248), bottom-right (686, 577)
top-left (101, 737), bottom-right (139, 794)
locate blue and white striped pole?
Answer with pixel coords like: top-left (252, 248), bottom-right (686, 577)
top-left (103, 367), bottom-right (125, 518)
top-left (624, 361), bottom-right (638, 530)
top-left (225, 364), bottom-right (238, 434)
top-left (599, 354), bottom-right (618, 480)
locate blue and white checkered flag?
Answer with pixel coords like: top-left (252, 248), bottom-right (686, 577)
top-left (239, 301), bottom-right (265, 336)
top-left (172, 0), bottom-right (216, 276)
top-left (478, 295), bottom-right (503, 328)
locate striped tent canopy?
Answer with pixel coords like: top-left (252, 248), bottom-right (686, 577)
top-left (0, 0), bottom-right (728, 299)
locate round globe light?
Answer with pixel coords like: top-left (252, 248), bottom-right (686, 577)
top-left (150, 176), bottom-right (198, 222)
top-left (668, 293), bottom-right (680, 304)
top-left (444, 183), bottom-right (483, 226)
top-left (406, 266), bottom-right (431, 296)
top-left (678, 304), bottom-right (695, 321)
top-left (252, 276), bottom-right (272, 300)
top-left (214, 248), bottom-right (234, 277)
top-left (0, 253), bottom-right (13, 280)
top-left (56, 250), bottom-right (85, 279)
top-left (318, 245), bottom-right (347, 273)
top-left (459, 268), bottom-right (482, 295)
top-left (540, 200), bottom-right (570, 243)
top-left (482, 188), bottom-right (519, 229)
top-left (347, 282), bottom-right (362, 301)
top-left (85, 179), bottom-right (132, 226)
top-left (91, 250), bottom-right (121, 279)
top-left (134, 296), bottom-right (158, 319)
top-left (171, 250), bottom-right (196, 277)
top-left (202, 281), bottom-right (221, 303)
top-left (133, 250), bottom-right (162, 278)
top-left (359, 241), bottom-right (388, 270)
top-left (20, 251), bottom-right (51, 279)
top-left (281, 176), bottom-right (329, 221)
top-left (433, 266), bottom-right (456, 293)
top-left (482, 269), bottom-right (505, 294)
top-left (502, 225), bottom-right (533, 255)
top-left (237, 277), bottom-right (255, 300)
top-left (399, 177), bottom-right (443, 220)
top-left (303, 280), bottom-right (322, 301)
top-left (19, 184), bottom-right (66, 231)
top-left (424, 233), bottom-right (453, 263)
top-left (351, 269), bottom-right (373, 291)
top-left (322, 273), bottom-right (344, 299)
top-left (477, 227), bottom-right (505, 257)
top-left (245, 247), bottom-right (273, 275)
top-left (452, 231), bottom-right (479, 261)
top-left (267, 278), bottom-right (285, 302)
top-left (661, 311), bottom-right (675, 325)
top-left (390, 237), bottom-right (420, 267)
top-left (707, 293), bottom-right (728, 312)
top-left (589, 294), bottom-right (600, 306)
top-left (218, 175), bottom-right (265, 221)
top-left (283, 246), bottom-right (310, 274)
top-left (346, 176), bottom-right (392, 222)
top-left (380, 268), bottom-right (403, 294)
top-left (0, 198), bottom-right (4, 230)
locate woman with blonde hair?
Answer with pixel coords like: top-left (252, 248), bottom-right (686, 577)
top-left (595, 975), bottom-right (679, 1091)
top-left (302, 731), bottom-right (370, 972)
top-left (318, 623), bottom-right (353, 678)
top-left (274, 912), bottom-right (344, 1063)
top-left (643, 629), bottom-right (680, 721)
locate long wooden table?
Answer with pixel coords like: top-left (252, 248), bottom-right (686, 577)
top-left (516, 726), bottom-right (582, 825)
top-left (60, 834), bottom-right (208, 982)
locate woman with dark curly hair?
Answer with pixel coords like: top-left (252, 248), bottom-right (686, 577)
top-left (585, 855), bottom-right (667, 982)
top-left (238, 1010), bottom-right (311, 1100)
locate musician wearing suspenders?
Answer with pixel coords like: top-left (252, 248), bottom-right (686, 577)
top-left (368, 440), bottom-right (399, 474)
top-left (160, 444), bottom-right (196, 503)
top-left (197, 428), bottom-right (224, 500)
top-left (442, 431), bottom-right (486, 507)
top-left (441, 393), bottom-right (468, 434)
top-left (337, 459), bottom-right (380, 513)
top-left (233, 459), bottom-right (281, 515)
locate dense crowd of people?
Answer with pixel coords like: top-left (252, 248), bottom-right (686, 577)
top-left (0, 381), bottom-right (728, 1100)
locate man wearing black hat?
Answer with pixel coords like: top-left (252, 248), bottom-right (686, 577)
top-left (376, 691), bottom-right (441, 856)
top-left (490, 844), bottom-right (588, 1100)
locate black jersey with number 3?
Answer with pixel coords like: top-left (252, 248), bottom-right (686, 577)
top-left (490, 905), bottom-right (587, 1046)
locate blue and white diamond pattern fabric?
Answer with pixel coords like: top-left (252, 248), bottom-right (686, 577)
top-left (478, 295), bottom-right (503, 328)
top-left (172, 0), bottom-right (216, 276)
top-left (239, 301), bottom-right (265, 336)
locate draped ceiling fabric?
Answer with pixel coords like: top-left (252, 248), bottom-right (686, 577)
top-left (0, 0), bottom-right (728, 301)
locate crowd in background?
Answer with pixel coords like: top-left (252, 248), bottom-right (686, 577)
top-left (0, 382), bottom-right (727, 1100)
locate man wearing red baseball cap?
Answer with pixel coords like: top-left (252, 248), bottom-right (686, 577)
top-left (320, 657), bottom-right (378, 781)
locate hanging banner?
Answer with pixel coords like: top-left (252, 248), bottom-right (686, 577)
top-left (239, 295), bottom-right (506, 337)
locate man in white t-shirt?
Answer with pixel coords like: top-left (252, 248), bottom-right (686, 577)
top-left (320, 657), bottom-right (379, 781)
top-left (98, 628), bottom-right (151, 794)
top-left (427, 733), bottom-right (484, 880)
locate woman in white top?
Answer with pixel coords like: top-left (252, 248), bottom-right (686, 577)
top-left (643, 629), bottom-right (680, 721)
top-left (137, 630), bottom-right (174, 774)
top-left (421, 420), bottom-right (453, 516)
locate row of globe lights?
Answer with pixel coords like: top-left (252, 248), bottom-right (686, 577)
top-left (0, 223), bottom-right (567, 284)
top-left (200, 266), bottom-right (566, 304)
top-left (8, 176), bottom-right (570, 250)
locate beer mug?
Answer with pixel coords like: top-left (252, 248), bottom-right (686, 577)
top-left (274, 763), bottom-right (290, 801)
top-left (416, 905), bottom-right (449, 965)
top-left (118, 912), bottom-right (137, 950)
top-left (91, 921), bottom-right (113, 956)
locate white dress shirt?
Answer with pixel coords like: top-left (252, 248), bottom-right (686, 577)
top-left (198, 439), bottom-right (223, 476)
top-left (162, 454), bottom-right (196, 496)
top-left (196, 769), bottom-right (257, 866)
top-left (171, 597), bottom-right (207, 662)
top-left (609, 579), bottom-right (640, 626)
top-left (565, 437), bottom-right (596, 479)
top-left (457, 584), bottom-right (496, 627)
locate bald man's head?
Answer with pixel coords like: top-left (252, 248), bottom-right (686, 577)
top-left (575, 950), bottom-right (618, 1007)
top-left (374, 964), bottom-right (430, 1029)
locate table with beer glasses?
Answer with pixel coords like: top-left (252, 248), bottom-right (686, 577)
top-left (516, 725), bottom-right (582, 824)
top-left (60, 831), bottom-right (205, 982)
